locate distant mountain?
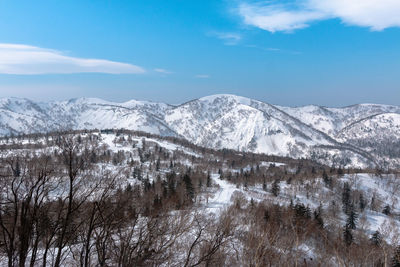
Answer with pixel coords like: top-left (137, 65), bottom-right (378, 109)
top-left (1, 94), bottom-right (400, 168)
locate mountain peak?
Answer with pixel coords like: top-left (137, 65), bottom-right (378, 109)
top-left (197, 94), bottom-right (253, 105)
top-left (65, 97), bottom-right (114, 105)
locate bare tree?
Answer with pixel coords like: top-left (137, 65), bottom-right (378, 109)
top-left (0, 154), bottom-right (53, 267)
top-left (183, 211), bottom-right (234, 267)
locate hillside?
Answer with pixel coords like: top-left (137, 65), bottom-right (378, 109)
top-left (0, 130), bottom-right (399, 266)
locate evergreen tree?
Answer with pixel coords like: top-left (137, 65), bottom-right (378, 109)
top-left (322, 170), bottom-right (332, 188)
top-left (143, 175), bottom-right (151, 192)
top-left (138, 148), bottom-right (144, 163)
top-left (156, 158), bottom-right (161, 171)
top-left (342, 182), bottom-right (351, 214)
top-left (183, 174), bottom-right (194, 200)
top-left (383, 205), bottom-right (391, 215)
top-left (370, 231), bottom-right (382, 247)
top-left (14, 158), bottom-right (21, 177)
top-left (294, 203), bottom-right (311, 219)
top-left (141, 138), bottom-right (146, 150)
top-left (346, 205), bottom-right (358, 230)
top-left (167, 171), bottom-right (176, 195)
top-left (153, 195), bottom-right (161, 209)
top-left (314, 205), bottom-right (324, 228)
top-left (218, 168), bottom-right (223, 179)
top-left (271, 179), bottom-right (280, 197)
top-left (359, 193), bottom-right (366, 211)
top-left (162, 180), bottom-right (168, 198)
top-left (343, 226), bottom-right (353, 246)
top-left (90, 151), bottom-right (97, 163)
top-left (263, 210), bottom-right (270, 223)
top-left (371, 196), bottom-right (376, 211)
top-left (206, 173), bottom-right (211, 187)
top-left (133, 167), bottom-right (142, 180)
top-left (125, 183), bottom-right (133, 193)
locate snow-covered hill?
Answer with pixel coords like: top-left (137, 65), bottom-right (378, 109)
top-left (0, 97), bottom-right (175, 137)
top-left (1, 94), bottom-right (399, 168)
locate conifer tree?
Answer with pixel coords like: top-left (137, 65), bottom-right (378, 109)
top-left (342, 182), bottom-right (351, 214)
top-left (272, 179), bottom-right (280, 197)
top-left (167, 171), bottom-right (176, 195)
top-left (370, 231), bottom-right (381, 247)
top-left (314, 205), bottom-right (324, 228)
top-left (13, 157), bottom-right (21, 177)
top-left (383, 205), bottom-right (391, 215)
top-left (262, 178), bottom-right (267, 191)
top-left (322, 170), bottom-right (332, 188)
top-left (183, 174), bottom-right (194, 200)
top-left (343, 226), bottom-right (353, 246)
top-left (359, 193), bottom-right (366, 211)
top-left (346, 205), bottom-right (358, 230)
top-left (206, 173), bottom-right (211, 187)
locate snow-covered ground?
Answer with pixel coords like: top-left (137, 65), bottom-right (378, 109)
top-left (206, 174), bottom-right (240, 213)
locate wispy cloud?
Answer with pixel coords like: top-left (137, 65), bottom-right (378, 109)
top-left (0, 44), bottom-right (145, 74)
top-left (244, 44), bottom-right (301, 55)
top-left (208, 31), bottom-right (242, 45)
top-left (154, 68), bottom-right (173, 74)
top-left (195, 74), bottom-right (210, 79)
top-left (238, 0), bottom-right (400, 33)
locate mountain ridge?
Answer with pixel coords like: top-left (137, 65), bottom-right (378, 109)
top-left (1, 94), bottom-right (399, 168)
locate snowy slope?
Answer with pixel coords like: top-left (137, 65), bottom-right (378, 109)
top-left (277, 105), bottom-right (343, 136)
top-left (0, 97), bottom-right (176, 136)
top-left (337, 113), bottom-right (400, 142)
top-left (279, 103), bottom-right (400, 138)
top-left (1, 94), bottom-right (399, 168)
top-left (166, 95), bottom-right (334, 158)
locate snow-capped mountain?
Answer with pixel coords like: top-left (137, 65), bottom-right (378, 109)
top-left (279, 103), bottom-right (400, 138)
top-left (1, 94), bottom-right (399, 168)
top-left (165, 95), bottom-right (334, 157)
top-left (0, 97), bottom-right (175, 137)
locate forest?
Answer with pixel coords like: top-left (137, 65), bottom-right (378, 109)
top-left (0, 130), bottom-right (399, 266)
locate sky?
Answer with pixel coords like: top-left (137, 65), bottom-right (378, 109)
top-left (0, 0), bottom-right (399, 107)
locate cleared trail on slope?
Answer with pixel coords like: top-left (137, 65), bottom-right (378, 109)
top-left (205, 174), bottom-right (239, 213)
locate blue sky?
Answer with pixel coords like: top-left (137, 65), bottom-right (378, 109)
top-left (0, 0), bottom-right (399, 106)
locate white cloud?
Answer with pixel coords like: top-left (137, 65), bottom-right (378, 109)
top-left (154, 68), bottom-right (173, 74)
top-left (210, 32), bottom-right (242, 45)
top-left (195, 74), bottom-right (210, 78)
top-left (0, 44), bottom-right (145, 74)
top-left (310, 0), bottom-right (400, 31)
top-left (238, 0), bottom-right (400, 32)
top-left (239, 3), bottom-right (327, 33)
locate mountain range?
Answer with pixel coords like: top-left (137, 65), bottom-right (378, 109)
top-left (1, 94), bottom-right (399, 168)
